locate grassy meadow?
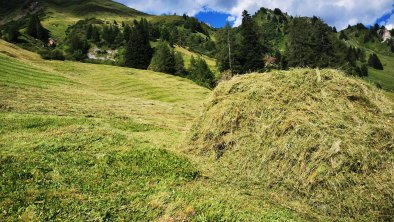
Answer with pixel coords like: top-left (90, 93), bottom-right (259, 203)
top-left (0, 39), bottom-right (306, 221)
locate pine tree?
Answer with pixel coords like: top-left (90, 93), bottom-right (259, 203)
top-left (339, 31), bottom-right (348, 40)
top-left (86, 24), bottom-right (93, 39)
top-left (188, 56), bottom-right (215, 88)
top-left (91, 26), bottom-right (101, 43)
top-left (215, 22), bottom-right (242, 73)
top-left (3, 22), bottom-right (20, 43)
top-left (148, 41), bottom-right (176, 74)
top-left (169, 26), bottom-right (179, 46)
top-left (27, 14), bottom-right (49, 42)
top-left (347, 47), bottom-right (357, 66)
top-left (174, 52), bottom-right (186, 76)
top-left (360, 64), bottom-right (368, 77)
top-left (216, 23), bottom-right (232, 72)
top-left (123, 24), bottom-right (131, 41)
top-left (286, 17), bottom-right (338, 69)
top-left (124, 19), bottom-right (153, 69)
top-left (239, 10), bottom-right (265, 73)
top-left (67, 33), bottom-right (89, 60)
top-left (368, 53), bottom-right (384, 70)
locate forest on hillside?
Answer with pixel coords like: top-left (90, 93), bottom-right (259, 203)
top-left (1, 5), bottom-right (393, 88)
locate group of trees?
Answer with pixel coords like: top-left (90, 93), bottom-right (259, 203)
top-left (148, 41), bottom-right (214, 88)
top-left (216, 10), bottom-right (376, 78)
top-left (122, 19), bottom-right (215, 88)
top-left (124, 19), bottom-right (153, 69)
top-left (1, 14), bottom-right (49, 43)
top-left (216, 10), bottom-right (267, 74)
top-left (2, 21), bottom-right (20, 43)
top-left (27, 14), bottom-right (50, 42)
top-left (149, 22), bottom-right (216, 56)
top-left (3, 8), bottom-right (391, 90)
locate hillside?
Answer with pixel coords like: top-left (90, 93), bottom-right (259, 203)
top-left (1, 1), bottom-right (394, 220)
top-left (0, 39), bottom-right (309, 221)
top-left (342, 25), bottom-right (394, 92)
top-left (0, 0), bottom-right (145, 24)
top-left (187, 69), bottom-right (394, 221)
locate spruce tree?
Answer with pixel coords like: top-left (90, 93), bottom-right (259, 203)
top-left (27, 14), bottom-right (49, 42)
top-left (216, 22), bottom-right (233, 72)
top-left (91, 26), bottom-right (101, 43)
top-left (339, 31), bottom-right (348, 40)
top-left (123, 24), bottom-right (131, 41)
top-left (286, 17), bottom-right (338, 69)
top-left (174, 52), bottom-right (186, 76)
top-left (360, 64), bottom-right (368, 77)
top-left (67, 33), bottom-right (89, 60)
top-left (124, 19), bottom-right (153, 69)
top-left (368, 53), bottom-right (383, 70)
top-left (148, 41), bottom-right (176, 74)
top-left (86, 24), bottom-right (93, 39)
top-left (4, 22), bottom-right (20, 43)
top-left (188, 56), bottom-right (215, 88)
top-left (239, 10), bottom-right (265, 73)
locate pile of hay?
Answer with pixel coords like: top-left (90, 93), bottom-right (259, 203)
top-left (188, 69), bottom-right (394, 220)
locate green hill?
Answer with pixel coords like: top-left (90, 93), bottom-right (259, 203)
top-left (1, 2), bottom-right (394, 220)
top-left (342, 25), bottom-right (394, 92)
top-left (0, 39), bottom-right (308, 221)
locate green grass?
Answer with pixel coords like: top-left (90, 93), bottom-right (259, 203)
top-left (188, 69), bottom-right (394, 221)
top-left (0, 54), bottom-right (72, 88)
top-left (365, 53), bottom-right (394, 92)
top-left (0, 40), bottom-right (305, 221)
top-left (175, 45), bottom-right (220, 78)
top-left (346, 37), bottom-right (394, 92)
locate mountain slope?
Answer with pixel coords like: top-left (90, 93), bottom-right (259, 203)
top-left (343, 26), bottom-right (394, 92)
top-left (0, 39), bottom-right (307, 221)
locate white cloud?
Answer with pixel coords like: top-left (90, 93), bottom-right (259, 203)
top-left (382, 13), bottom-right (394, 30)
top-left (116, 0), bottom-right (393, 29)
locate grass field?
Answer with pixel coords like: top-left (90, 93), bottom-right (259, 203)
top-left (0, 39), bottom-right (306, 221)
top-left (175, 46), bottom-right (220, 77)
top-left (346, 38), bottom-right (394, 93)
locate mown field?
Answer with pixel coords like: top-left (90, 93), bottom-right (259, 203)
top-left (0, 40), bottom-right (306, 221)
top-left (346, 37), bottom-right (394, 93)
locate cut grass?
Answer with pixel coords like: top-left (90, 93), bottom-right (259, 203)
top-left (0, 40), bottom-right (305, 221)
top-left (187, 68), bottom-right (394, 221)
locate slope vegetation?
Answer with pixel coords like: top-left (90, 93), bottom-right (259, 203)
top-left (0, 40), bottom-right (307, 221)
top-left (188, 69), bottom-right (394, 221)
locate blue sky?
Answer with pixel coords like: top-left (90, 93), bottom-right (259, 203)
top-left (195, 11), bottom-right (233, 28)
top-left (116, 0), bottom-right (394, 30)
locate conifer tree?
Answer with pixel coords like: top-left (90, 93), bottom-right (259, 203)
top-left (360, 64), bottom-right (368, 77)
top-left (27, 14), bottom-right (49, 42)
top-left (339, 31), bottom-right (348, 40)
top-left (124, 19), bottom-right (153, 69)
top-left (286, 17), bottom-right (338, 68)
top-left (239, 10), bottom-right (265, 73)
top-left (3, 22), bottom-right (20, 43)
top-left (91, 26), bottom-right (101, 43)
top-left (368, 53), bottom-right (384, 70)
top-left (148, 41), bottom-right (176, 74)
top-left (215, 22), bottom-right (241, 73)
top-left (188, 56), bottom-right (215, 88)
top-left (174, 52), bottom-right (186, 76)
top-left (67, 33), bottom-right (89, 60)
top-left (123, 24), bottom-right (131, 41)
top-left (86, 24), bottom-right (93, 39)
